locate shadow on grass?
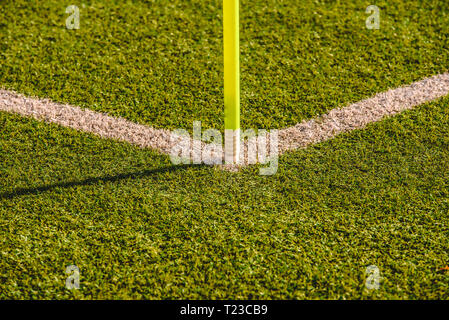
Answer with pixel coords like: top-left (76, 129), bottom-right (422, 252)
top-left (0, 164), bottom-right (199, 200)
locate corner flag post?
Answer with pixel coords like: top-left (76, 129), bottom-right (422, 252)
top-left (224, 0), bottom-right (240, 164)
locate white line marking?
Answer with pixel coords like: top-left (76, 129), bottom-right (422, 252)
top-left (1, 73), bottom-right (449, 168)
top-left (276, 73), bottom-right (449, 153)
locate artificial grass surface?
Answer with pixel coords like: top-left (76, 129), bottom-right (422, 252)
top-left (1, 94), bottom-right (448, 299)
top-left (1, 0), bottom-right (449, 131)
top-left (1, 0), bottom-right (449, 300)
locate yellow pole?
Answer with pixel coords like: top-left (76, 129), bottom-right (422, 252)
top-left (224, 0), bottom-right (240, 164)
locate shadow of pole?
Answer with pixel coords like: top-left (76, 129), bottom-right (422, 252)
top-left (0, 164), bottom-right (198, 200)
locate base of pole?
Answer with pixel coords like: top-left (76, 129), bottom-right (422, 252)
top-left (225, 129), bottom-right (240, 165)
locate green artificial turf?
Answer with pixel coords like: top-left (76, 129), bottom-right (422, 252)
top-left (1, 95), bottom-right (448, 299)
top-left (1, 0), bottom-right (449, 131)
top-left (1, 0), bottom-right (449, 300)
